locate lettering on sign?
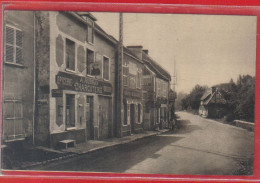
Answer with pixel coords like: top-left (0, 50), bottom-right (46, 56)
top-left (56, 71), bottom-right (112, 95)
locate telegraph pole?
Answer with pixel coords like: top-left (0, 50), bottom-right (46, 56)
top-left (115, 13), bottom-right (123, 137)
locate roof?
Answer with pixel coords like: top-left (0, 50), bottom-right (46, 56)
top-left (142, 52), bottom-right (171, 81)
top-left (201, 88), bottom-right (226, 105)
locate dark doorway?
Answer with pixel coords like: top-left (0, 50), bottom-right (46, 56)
top-left (86, 96), bottom-right (94, 139)
top-left (130, 104), bottom-right (135, 134)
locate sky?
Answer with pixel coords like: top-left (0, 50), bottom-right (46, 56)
top-left (92, 12), bottom-right (257, 93)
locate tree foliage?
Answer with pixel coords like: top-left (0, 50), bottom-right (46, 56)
top-left (178, 75), bottom-right (255, 122)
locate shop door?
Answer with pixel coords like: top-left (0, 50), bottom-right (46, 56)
top-left (130, 104), bottom-right (135, 133)
top-left (99, 97), bottom-right (112, 139)
top-left (86, 96), bottom-right (94, 139)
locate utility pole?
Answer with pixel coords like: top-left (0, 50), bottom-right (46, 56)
top-left (115, 13), bottom-right (123, 137)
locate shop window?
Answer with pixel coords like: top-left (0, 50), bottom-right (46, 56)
top-left (5, 26), bottom-right (23, 64)
top-left (86, 49), bottom-right (95, 75)
top-left (103, 56), bottom-right (110, 80)
top-left (66, 94), bottom-right (75, 128)
top-left (123, 102), bottom-right (128, 125)
top-left (65, 39), bottom-right (75, 71)
top-left (87, 20), bottom-right (94, 44)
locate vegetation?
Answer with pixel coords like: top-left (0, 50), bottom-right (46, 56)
top-left (176, 75), bottom-right (255, 122)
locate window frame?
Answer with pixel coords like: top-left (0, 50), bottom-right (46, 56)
top-left (65, 38), bottom-right (76, 72)
top-left (65, 93), bottom-right (76, 130)
top-left (86, 48), bottom-right (95, 76)
top-left (86, 19), bottom-right (95, 45)
top-left (5, 25), bottom-right (23, 65)
top-left (102, 55), bottom-right (110, 81)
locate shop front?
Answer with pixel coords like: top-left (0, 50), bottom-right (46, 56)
top-left (49, 71), bottom-right (113, 147)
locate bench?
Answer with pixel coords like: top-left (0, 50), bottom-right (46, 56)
top-left (58, 139), bottom-right (76, 149)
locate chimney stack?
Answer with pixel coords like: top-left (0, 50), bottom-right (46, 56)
top-left (127, 46), bottom-right (143, 60)
top-left (143, 49), bottom-right (149, 55)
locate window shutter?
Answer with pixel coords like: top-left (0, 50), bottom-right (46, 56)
top-left (6, 45), bottom-right (14, 62)
top-left (6, 26), bottom-right (14, 45)
top-left (16, 30), bottom-right (22, 47)
top-left (16, 47), bottom-right (22, 64)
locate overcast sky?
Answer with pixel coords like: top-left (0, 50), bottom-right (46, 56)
top-left (92, 12), bottom-right (257, 93)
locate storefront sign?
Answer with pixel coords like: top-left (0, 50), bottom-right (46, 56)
top-left (123, 89), bottom-right (142, 99)
top-left (56, 71), bottom-right (112, 95)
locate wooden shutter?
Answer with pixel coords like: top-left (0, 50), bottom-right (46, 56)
top-left (5, 26), bottom-right (14, 62)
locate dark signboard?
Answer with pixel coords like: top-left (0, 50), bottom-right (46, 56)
top-left (56, 71), bottom-right (112, 95)
top-left (123, 88), bottom-right (142, 99)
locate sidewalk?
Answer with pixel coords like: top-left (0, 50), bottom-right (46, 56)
top-left (18, 129), bottom-right (168, 170)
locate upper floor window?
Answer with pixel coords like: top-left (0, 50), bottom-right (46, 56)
top-left (123, 61), bottom-right (129, 86)
top-left (5, 26), bottom-right (23, 64)
top-left (87, 21), bottom-right (94, 44)
top-left (65, 38), bottom-right (75, 71)
top-left (86, 49), bottom-right (95, 75)
top-left (103, 56), bottom-right (110, 80)
top-left (136, 68), bottom-right (142, 89)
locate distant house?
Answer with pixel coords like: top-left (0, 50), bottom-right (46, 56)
top-left (199, 87), bottom-right (227, 118)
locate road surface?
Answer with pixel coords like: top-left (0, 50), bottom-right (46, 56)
top-left (33, 111), bottom-right (254, 175)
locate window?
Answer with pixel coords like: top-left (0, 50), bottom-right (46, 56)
top-left (136, 68), bottom-right (142, 89)
top-left (65, 94), bottom-right (75, 128)
top-left (138, 104), bottom-right (141, 123)
top-left (123, 61), bottom-right (129, 86)
top-left (129, 75), bottom-right (136, 89)
top-left (103, 56), bottom-right (109, 80)
top-left (65, 39), bottom-right (75, 71)
top-left (5, 26), bottom-right (23, 64)
top-left (87, 21), bottom-right (94, 44)
top-left (3, 99), bottom-right (24, 140)
top-left (86, 49), bottom-right (94, 75)
top-left (123, 103), bottom-right (128, 125)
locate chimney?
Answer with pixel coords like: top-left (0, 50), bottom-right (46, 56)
top-left (143, 49), bottom-right (149, 55)
top-left (127, 46), bottom-right (143, 60)
top-left (211, 87), bottom-right (216, 93)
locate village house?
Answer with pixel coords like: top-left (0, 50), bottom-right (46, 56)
top-left (127, 47), bottom-right (171, 130)
top-left (2, 11), bottom-right (172, 150)
top-left (3, 11), bottom-right (35, 144)
top-left (121, 47), bottom-right (144, 136)
top-left (34, 11), bottom-right (118, 147)
top-left (199, 87), bottom-right (227, 118)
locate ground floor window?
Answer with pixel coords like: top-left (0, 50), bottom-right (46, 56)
top-left (138, 104), bottom-right (141, 123)
top-left (65, 94), bottom-right (75, 128)
top-left (123, 102), bottom-right (128, 125)
top-left (3, 99), bottom-right (24, 140)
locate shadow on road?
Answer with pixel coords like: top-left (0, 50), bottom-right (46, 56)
top-left (174, 119), bottom-right (202, 134)
top-left (37, 135), bottom-right (183, 173)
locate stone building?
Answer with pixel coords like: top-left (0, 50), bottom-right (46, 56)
top-left (127, 47), bottom-right (171, 131)
top-left (121, 47), bottom-right (144, 136)
top-left (2, 11), bottom-right (172, 149)
top-left (2, 11), bottom-right (35, 144)
top-left (34, 11), bottom-right (117, 147)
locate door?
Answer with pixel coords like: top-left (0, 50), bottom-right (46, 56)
top-left (86, 96), bottom-right (94, 139)
top-left (130, 104), bottom-right (135, 133)
top-left (99, 97), bottom-right (113, 139)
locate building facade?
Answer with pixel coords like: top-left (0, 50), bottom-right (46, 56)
top-left (3, 11), bottom-right (35, 143)
top-left (2, 11), bottom-right (172, 149)
top-left (33, 11), bottom-right (117, 147)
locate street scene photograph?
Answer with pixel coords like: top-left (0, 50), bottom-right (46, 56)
top-left (1, 10), bottom-right (256, 175)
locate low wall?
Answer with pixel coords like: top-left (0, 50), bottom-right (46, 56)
top-left (233, 120), bottom-right (254, 131)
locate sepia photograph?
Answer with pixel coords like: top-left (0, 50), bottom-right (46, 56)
top-left (1, 10), bottom-right (256, 175)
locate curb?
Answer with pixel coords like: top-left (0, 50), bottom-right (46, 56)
top-left (21, 129), bottom-right (169, 170)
